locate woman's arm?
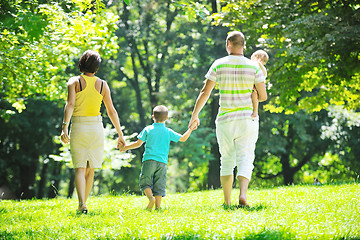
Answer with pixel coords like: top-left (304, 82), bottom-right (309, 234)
top-left (60, 77), bottom-right (76, 144)
top-left (102, 81), bottom-right (126, 149)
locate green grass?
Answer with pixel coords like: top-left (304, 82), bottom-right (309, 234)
top-left (1, 183), bottom-right (359, 239)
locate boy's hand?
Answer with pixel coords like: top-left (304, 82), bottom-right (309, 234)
top-left (188, 117), bottom-right (200, 130)
top-left (189, 121), bottom-right (198, 131)
top-left (117, 136), bottom-right (126, 149)
top-left (118, 143), bottom-right (127, 152)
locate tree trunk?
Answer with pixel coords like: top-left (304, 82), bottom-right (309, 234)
top-left (209, 0), bottom-right (217, 13)
top-left (18, 156), bottom-right (38, 199)
top-left (207, 97), bottom-right (221, 189)
top-left (67, 168), bottom-right (75, 198)
top-left (47, 161), bottom-right (61, 198)
top-left (280, 154), bottom-right (295, 185)
top-left (281, 123), bottom-right (295, 185)
top-left (37, 160), bottom-right (48, 198)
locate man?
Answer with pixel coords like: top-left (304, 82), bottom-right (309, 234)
top-left (189, 31), bottom-right (267, 207)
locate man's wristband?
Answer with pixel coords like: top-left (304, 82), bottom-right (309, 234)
top-left (62, 122), bottom-right (68, 126)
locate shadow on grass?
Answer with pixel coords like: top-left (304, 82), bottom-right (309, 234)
top-left (242, 229), bottom-right (295, 240)
top-left (68, 209), bottom-right (103, 217)
top-left (159, 229), bottom-right (294, 240)
top-left (222, 203), bottom-right (268, 212)
top-left (0, 230), bottom-right (16, 240)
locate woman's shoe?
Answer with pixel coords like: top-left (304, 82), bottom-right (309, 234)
top-left (77, 204), bottom-right (88, 214)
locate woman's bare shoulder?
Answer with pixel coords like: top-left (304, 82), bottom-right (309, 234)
top-left (67, 76), bottom-right (80, 86)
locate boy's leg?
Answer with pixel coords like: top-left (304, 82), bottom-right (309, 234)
top-left (139, 160), bottom-right (156, 210)
top-left (152, 162), bottom-right (167, 210)
top-left (143, 188), bottom-right (155, 210)
top-left (155, 196), bottom-right (162, 210)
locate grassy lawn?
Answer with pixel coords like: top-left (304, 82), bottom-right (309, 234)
top-left (1, 183), bottom-right (359, 239)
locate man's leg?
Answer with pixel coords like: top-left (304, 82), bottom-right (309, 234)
top-left (237, 176), bottom-right (250, 206)
top-left (235, 118), bottom-right (258, 206)
top-left (220, 175), bottom-right (233, 206)
top-left (216, 121), bottom-right (236, 207)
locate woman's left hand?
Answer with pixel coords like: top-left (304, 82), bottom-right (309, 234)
top-left (61, 128), bottom-right (70, 144)
top-left (117, 136), bottom-right (126, 150)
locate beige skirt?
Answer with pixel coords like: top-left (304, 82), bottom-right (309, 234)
top-left (70, 116), bottom-right (104, 168)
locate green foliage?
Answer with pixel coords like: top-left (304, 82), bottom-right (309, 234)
top-left (0, 0), bottom-right (119, 114)
top-left (1, 184), bottom-right (360, 239)
top-left (0, 99), bottom-right (62, 198)
top-left (209, 0), bottom-right (360, 113)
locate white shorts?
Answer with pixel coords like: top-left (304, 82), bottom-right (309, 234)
top-left (70, 116), bottom-right (104, 168)
top-left (216, 118), bottom-right (259, 180)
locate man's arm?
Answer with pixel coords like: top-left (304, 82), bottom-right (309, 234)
top-left (122, 139), bottom-right (144, 152)
top-left (189, 79), bottom-right (216, 129)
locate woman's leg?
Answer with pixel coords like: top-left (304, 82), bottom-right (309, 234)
top-left (74, 167), bottom-right (86, 208)
top-left (85, 161), bottom-right (95, 204)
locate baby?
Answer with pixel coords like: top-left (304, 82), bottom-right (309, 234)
top-left (251, 50), bottom-right (269, 118)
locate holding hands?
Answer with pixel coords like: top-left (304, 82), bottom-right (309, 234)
top-left (188, 115), bottom-right (200, 130)
top-left (117, 135), bottom-right (126, 151)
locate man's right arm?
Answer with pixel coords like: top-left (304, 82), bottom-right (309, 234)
top-left (189, 79), bottom-right (216, 129)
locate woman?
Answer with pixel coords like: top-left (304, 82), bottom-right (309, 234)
top-left (60, 50), bottom-right (125, 213)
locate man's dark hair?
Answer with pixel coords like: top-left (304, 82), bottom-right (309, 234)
top-left (153, 105), bottom-right (168, 122)
top-left (78, 50), bottom-right (101, 73)
top-left (226, 31), bottom-right (245, 48)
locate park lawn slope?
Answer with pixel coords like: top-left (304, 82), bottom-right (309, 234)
top-left (0, 183), bottom-right (359, 239)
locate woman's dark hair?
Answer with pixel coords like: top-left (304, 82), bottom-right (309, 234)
top-left (78, 50), bottom-right (101, 73)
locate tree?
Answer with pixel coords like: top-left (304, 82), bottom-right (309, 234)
top-left (0, 99), bottom-right (62, 199)
top-left (0, 0), bottom-right (119, 115)
top-left (253, 110), bottom-right (332, 185)
top-left (210, 0), bottom-right (360, 113)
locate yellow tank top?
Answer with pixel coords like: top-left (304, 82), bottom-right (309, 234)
top-left (72, 75), bottom-right (103, 116)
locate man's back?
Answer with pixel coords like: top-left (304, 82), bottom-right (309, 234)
top-left (205, 55), bottom-right (265, 122)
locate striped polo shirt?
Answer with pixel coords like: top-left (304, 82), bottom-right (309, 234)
top-left (205, 55), bottom-right (265, 122)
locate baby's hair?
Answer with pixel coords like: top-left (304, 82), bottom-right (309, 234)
top-left (251, 50), bottom-right (269, 65)
top-left (78, 50), bottom-right (101, 73)
top-left (226, 31), bottom-right (245, 48)
top-left (153, 105), bottom-right (168, 122)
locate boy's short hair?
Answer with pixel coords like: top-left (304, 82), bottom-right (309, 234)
top-left (251, 50), bottom-right (269, 65)
top-left (153, 105), bottom-right (168, 122)
top-left (226, 31), bottom-right (245, 48)
top-left (78, 50), bottom-right (101, 73)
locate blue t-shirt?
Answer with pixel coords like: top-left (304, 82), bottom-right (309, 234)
top-left (138, 123), bottom-right (182, 164)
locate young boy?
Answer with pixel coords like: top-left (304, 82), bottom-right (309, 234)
top-left (251, 50), bottom-right (269, 118)
top-left (121, 105), bottom-right (197, 210)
